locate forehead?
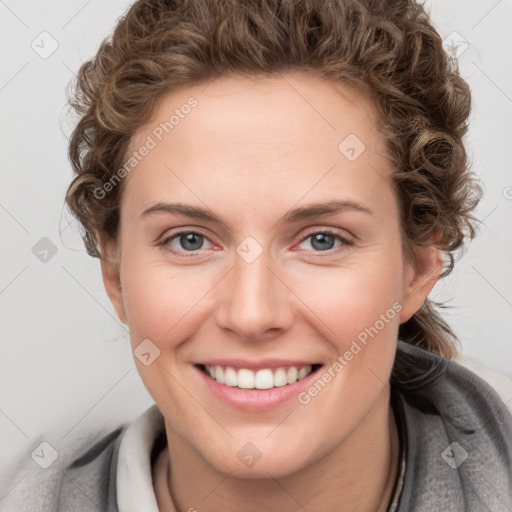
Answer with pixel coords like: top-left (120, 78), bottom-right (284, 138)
top-left (130, 71), bottom-right (383, 152)
top-left (123, 72), bottom-right (394, 217)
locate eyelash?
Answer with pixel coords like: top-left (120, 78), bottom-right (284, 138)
top-left (157, 228), bottom-right (354, 257)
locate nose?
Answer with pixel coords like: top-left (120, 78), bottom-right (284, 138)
top-left (214, 246), bottom-right (293, 342)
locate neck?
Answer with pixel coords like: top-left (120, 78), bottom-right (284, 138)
top-left (154, 388), bottom-right (400, 512)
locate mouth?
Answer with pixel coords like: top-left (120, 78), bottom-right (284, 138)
top-left (196, 363), bottom-right (323, 390)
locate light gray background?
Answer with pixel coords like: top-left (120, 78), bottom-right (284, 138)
top-left (1, 0), bottom-right (511, 492)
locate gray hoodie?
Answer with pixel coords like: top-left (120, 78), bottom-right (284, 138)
top-left (2, 340), bottom-right (511, 511)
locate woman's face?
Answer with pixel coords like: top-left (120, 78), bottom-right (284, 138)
top-left (102, 72), bottom-right (441, 477)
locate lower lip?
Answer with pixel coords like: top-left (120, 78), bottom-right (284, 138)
top-left (194, 365), bottom-right (322, 411)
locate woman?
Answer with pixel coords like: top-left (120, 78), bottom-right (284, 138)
top-left (4, 0), bottom-right (512, 510)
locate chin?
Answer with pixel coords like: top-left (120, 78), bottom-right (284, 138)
top-left (212, 452), bottom-right (306, 480)
top-left (200, 433), bottom-right (320, 480)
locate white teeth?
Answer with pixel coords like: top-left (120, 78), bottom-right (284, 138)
top-left (254, 369), bottom-right (274, 389)
top-left (297, 365), bottom-right (312, 380)
top-left (203, 364), bottom-right (315, 389)
top-left (273, 368), bottom-right (288, 387)
top-left (237, 369), bottom-right (255, 389)
top-left (224, 366), bottom-right (238, 387)
top-left (286, 366), bottom-right (298, 384)
top-left (215, 365), bottom-right (224, 384)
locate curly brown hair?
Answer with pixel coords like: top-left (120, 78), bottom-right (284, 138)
top-left (65, 0), bottom-right (482, 359)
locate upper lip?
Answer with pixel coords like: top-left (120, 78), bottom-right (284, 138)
top-left (195, 359), bottom-right (322, 371)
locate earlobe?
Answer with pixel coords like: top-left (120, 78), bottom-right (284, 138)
top-left (399, 244), bottom-right (445, 324)
top-left (99, 241), bottom-right (128, 325)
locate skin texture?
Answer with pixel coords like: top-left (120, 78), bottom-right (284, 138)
top-left (100, 72), bottom-right (443, 511)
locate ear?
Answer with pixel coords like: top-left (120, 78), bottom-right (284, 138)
top-left (399, 242), bottom-right (445, 324)
top-left (99, 239), bottom-right (128, 324)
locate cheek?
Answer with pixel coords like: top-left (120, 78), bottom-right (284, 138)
top-left (291, 256), bottom-right (404, 343)
top-left (120, 254), bottom-right (214, 346)
top-left (290, 261), bottom-right (403, 435)
top-left (119, 258), bottom-right (210, 417)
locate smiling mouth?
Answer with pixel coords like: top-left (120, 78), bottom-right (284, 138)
top-left (196, 363), bottom-right (323, 390)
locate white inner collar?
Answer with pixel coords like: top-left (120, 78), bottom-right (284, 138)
top-left (116, 404), bottom-right (165, 512)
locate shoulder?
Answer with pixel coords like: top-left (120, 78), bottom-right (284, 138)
top-left (393, 341), bottom-right (512, 511)
top-left (393, 340), bottom-right (512, 428)
top-left (0, 423), bottom-right (127, 512)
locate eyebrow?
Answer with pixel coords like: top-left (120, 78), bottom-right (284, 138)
top-left (140, 199), bottom-right (373, 227)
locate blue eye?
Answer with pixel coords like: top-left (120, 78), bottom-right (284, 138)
top-left (297, 230), bottom-right (353, 253)
top-left (159, 229), bottom-right (353, 257)
top-left (161, 231), bottom-right (213, 255)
